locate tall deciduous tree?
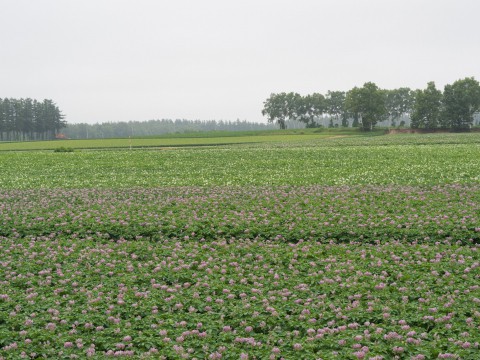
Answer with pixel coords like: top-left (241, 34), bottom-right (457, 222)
top-left (442, 77), bottom-right (480, 131)
top-left (411, 82), bottom-right (443, 129)
top-left (262, 92), bottom-right (304, 129)
top-left (345, 87), bottom-right (361, 128)
top-left (345, 82), bottom-right (386, 131)
top-left (325, 91), bottom-right (346, 125)
top-left (262, 93), bottom-right (287, 129)
top-left (385, 88), bottom-right (414, 126)
top-left (297, 93), bottom-right (325, 127)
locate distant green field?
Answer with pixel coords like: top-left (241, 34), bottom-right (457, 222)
top-left (1, 133), bottom-right (479, 189)
top-left (0, 134), bottom-right (336, 151)
top-left (0, 128), bottom-right (371, 151)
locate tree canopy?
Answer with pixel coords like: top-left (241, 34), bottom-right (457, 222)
top-left (385, 87), bottom-right (414, 127)
top-left (0, 98), bottom-right (65, 141)
top-left (410, 82), bottom-right (443, 129)
top-left (261, 92), bottom-right (306, 129)
top-left (262, 77), bottom-right (480, 131)
top-left (345, 83), bottom-right (386, 131)
top-left (442, 77), bottom-right (480, 130)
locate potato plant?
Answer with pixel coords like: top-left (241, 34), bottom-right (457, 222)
top-left (0, 133), bottom-right (479, 359)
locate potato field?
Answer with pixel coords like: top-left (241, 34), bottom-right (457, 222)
top-left (0, 133), bottom-right (479, 359)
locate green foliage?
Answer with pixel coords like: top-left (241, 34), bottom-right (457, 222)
top-left (345, 82), bottom-right (386, 131)
top-left (325, 90), bottom-right (346, 121)
top-left (411, 82), bottom-right (443, 129)
top-left (262, 77), bottom-right (479, 131)
top-left (442, 77), bottom-right (480, 130)
top-left (63, 119), bottom-right (278, 139)
top-left (262, 93), bottom-right (330, 129)
top-left (0, 98), bottom-right (65, 141)
top-left (262, 92), bottom-right (289, 129)
top-left (385, 87), bottom-right (414, 125)
top-left (297, 93), bottom-right (326, 127)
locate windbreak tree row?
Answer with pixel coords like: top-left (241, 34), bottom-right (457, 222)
top-left (262, 77), bottom-right (480, 131)
top-left (0, 98), bottom-right (65, 141)
top-left (63, 118), bottom-right (279, 139)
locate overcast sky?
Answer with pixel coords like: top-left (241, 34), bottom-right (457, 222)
top-left (1, 0), bottom-right (479, 124)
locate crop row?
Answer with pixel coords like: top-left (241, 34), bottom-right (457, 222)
top-left (0, 235), bottom-right (478, 359)
top-left (1, 143), bottom-right (480, 189)
top-left (1, 185), bottom-right (479, 245)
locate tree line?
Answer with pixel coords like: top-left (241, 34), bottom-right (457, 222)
top-left (63, 119), bottom-right (279, 139)
top-left (262, 77), bottom-right (480, 131)
top-left (0, 98), bottom-right (65, 141)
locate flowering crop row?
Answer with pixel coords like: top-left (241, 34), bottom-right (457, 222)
top-left (1, 185), bottom-right (479, 245)
top-left (0, 236), bottom-right (478, 359)
top-left (0, 185), bottom-right (479, 359)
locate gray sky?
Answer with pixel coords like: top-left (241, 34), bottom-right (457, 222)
top-left (1, 0), bottom-right (479, 124)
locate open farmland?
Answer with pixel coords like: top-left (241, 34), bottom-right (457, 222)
top-left (0, 133), bottom-right (479, 359)
top-left (0, 129), bottom-right (354, 152)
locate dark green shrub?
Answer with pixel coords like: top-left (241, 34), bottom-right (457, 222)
top-left (53, 147), bottom-right (74, 153)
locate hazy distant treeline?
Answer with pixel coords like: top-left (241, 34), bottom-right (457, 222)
top-left (262, 77), bottom-right (480, 131)
top-left (0, 98), bottom-right (65, 141)
top-left (63, 119), bottom-right (279, 139)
